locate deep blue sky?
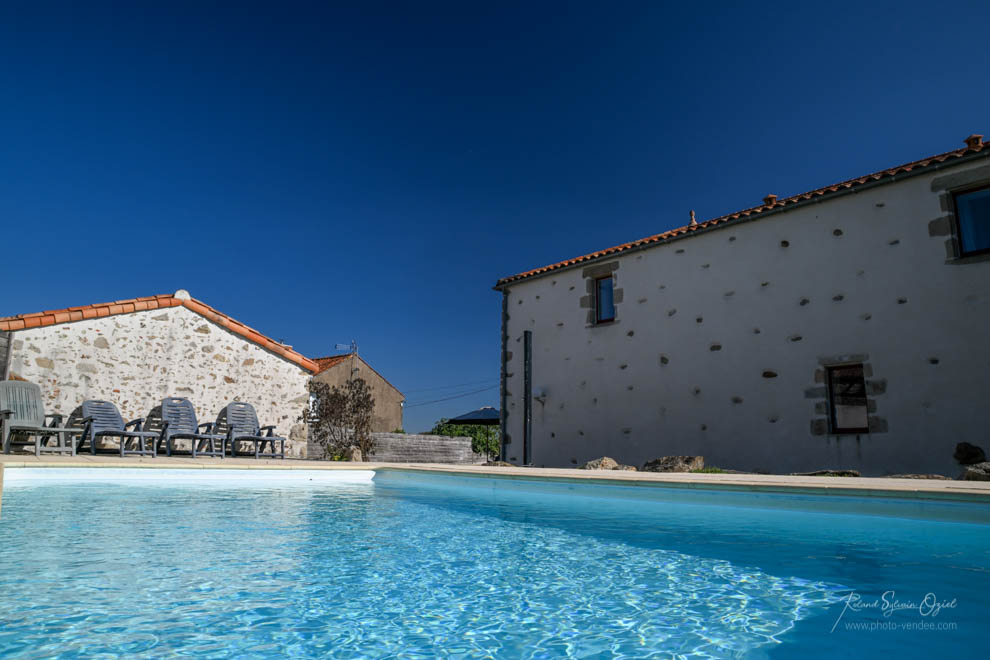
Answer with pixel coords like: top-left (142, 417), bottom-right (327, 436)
top-left (1, 1), bottom-right (988, 432)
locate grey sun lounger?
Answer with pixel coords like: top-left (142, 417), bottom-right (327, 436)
top-left (76, 400), bottom-right (159, 457)
top-left (0, 381), bottom-right (76, 456)
top-left (154, 397), bottom-right (225, 458)
top-left (214, 402), bottom-right (285, 459)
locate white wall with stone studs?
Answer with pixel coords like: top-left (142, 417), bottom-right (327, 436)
top-left (7, 305), bottom-right (312, 457)
top-left (500, 156), bottom-right (990, 477)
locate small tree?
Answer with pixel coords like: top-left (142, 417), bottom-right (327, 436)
top-left (430, 419), bottom-right (500, 460)
top-left (307, 377), bottom-right (376, 460)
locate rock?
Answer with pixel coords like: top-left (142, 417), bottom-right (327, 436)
top-left (642, 456), bottom-right (704, 472)
top-left (613, 464), bottom-right (638, 471)
top-left (953, 442), bottom-right (986, 465)
top-left (346, 446), bottom-right (363, 462)
top-left (960, 462), bottom-right (990, 481)
top-left (582, 456), bottom-right (619, 470)
top-left (791, 469), bottom-right (861, 477)
top-left (483, 460), bottom-right (513, 467)
top-left (887, 474), bottom-right (952, 480)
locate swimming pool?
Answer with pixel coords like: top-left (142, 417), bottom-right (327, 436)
top-left (0, 468), bottom-right (987, 658)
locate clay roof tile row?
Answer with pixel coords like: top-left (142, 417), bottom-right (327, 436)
top-left (313, 354), bottom-right (351, 372)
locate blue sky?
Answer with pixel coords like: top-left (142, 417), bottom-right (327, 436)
top-left (1, 1), bottom-right (988, 432)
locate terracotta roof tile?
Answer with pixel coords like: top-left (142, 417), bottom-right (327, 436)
top-left (495, 137), bottom-right (990, 287)
top-left (313, 354), bottom-right (351, 372)
top-left (0, 293), bottom-right (318, 372)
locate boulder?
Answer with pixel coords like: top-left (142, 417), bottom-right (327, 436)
top-left (613, 464), bottom-right (638, 471)
top-left (959, 462), bottom-right (990, 481)
top-left (642, 456), bottom-right (704, 472)
top-left (886, 474), bottom-right (951, 480)
top-left (791, 469), bottom-right (861, 478)
top-left (953, 442), bottom-right (986, 465)
top-left (582, 456), bottom-right (619, 470)
top-left (346, 446), bottom-right (363, 462)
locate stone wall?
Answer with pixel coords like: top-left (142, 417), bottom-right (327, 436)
top-left (326, 432), bottom-right (485, 464)
top-left (6, 306), bottom-right (312, 457)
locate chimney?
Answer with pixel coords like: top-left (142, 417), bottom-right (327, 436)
top-left (964, 134), bottom-right (984, 149)
top-left (689, 210), bottom-right (697, 226)
top-left (763, 194), bottom-right (778, 206)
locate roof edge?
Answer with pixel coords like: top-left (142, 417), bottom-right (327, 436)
top-left (494, 138), bottom-right (990, 289)
top-left (0, 294), bottom-right (318, 373)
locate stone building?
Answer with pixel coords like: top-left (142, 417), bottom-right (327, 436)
top-left (311, 353), bottom-right (405, 432)
top-left (494, 135), bottom-right (990, 476)
top-left (0, 290), bottom-right (316, 457)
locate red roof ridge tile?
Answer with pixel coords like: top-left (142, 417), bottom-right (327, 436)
top-left (0, 293), bottom-right (318, 372)
top-left (494, 137), bottom-right (990, 288)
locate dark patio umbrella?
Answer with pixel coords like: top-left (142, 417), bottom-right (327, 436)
top-left (446, 406), bottom-right (500, 460)
top-left (447, 406), bottom-right (500, 426)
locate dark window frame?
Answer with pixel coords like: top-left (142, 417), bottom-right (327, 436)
top-left (952, 183), bottom-right (990, 258)
top-left (594, 275), bottom-right (616, 324)
top-left (825, 363), bottom-right (870, 435)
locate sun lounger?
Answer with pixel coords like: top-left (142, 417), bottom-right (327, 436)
top-left (214, 402), bottom-right (285, 459)
top-left (0, 381), bottom-right (75, 456)
top-left (76, 399), bottom-right (158, 457)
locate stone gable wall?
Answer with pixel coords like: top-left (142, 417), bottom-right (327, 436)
top-left (311, 356), bottom-right (404, 432)
top-left (6, 306), bottom-right (311, 456)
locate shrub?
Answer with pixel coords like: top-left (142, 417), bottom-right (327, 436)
top-left (306, 378), bottom-right (376, 460)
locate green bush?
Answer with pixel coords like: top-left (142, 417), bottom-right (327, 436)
top-left (430, 419), bottom-right (500, 459)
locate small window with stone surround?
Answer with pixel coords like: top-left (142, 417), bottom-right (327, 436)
top-left (826, 364), bottom-right (869, 434)
top-left (580, 261), bottom-right (622, 326)
top-left (595, 276), bottom-right (615, 324)
top-left (808, 354), bottom-right (886, 437)
top-left (928, 139), bottom-right (990, 264)
top-left (954, 184), bottom-right (990, 256)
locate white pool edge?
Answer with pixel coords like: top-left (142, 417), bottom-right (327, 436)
top-left (1, 467), bottom-right (376, 488)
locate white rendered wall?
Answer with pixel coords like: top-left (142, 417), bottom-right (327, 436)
top-left (501, 159), bottom-right (990, 476)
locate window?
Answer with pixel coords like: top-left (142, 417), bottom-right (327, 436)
top-left (955, 185), bottom-right (990, 256)
top-left (826, 364), bottom-right (869, 434)
top-left (595, 276), bottom-right (615, 323)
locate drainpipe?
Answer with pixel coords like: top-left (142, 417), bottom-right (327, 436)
top-left (499, 290), bottom-right (509, 462)
top-left (523, 330), bottom-right (532, 466)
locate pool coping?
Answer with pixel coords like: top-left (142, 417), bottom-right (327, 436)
top-left (2, 455), bottom-right (990, 505)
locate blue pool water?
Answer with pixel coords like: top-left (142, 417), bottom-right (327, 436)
top-left (0, 469), bottom-right (988, 658)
